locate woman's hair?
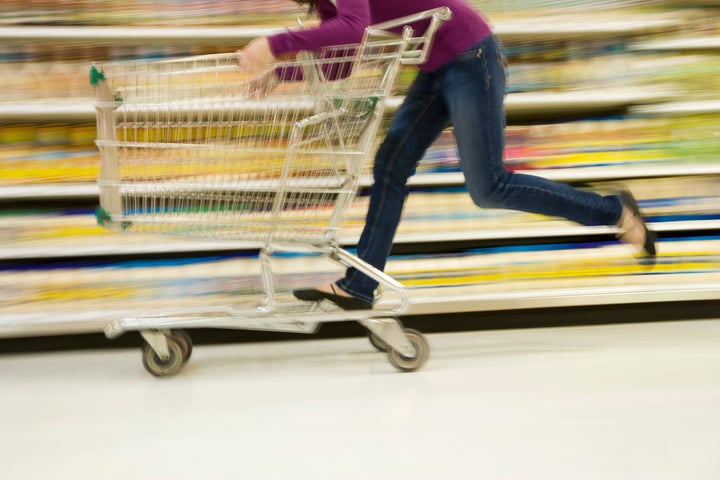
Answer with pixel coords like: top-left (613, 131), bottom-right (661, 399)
top-left (294, 0), bottom-right (318, 13)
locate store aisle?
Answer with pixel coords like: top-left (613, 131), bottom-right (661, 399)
top-left (1, 319), bottom-right (719, 480)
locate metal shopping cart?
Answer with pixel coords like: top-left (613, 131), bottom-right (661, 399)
top-left (91, 8), bottom-right (451, 376)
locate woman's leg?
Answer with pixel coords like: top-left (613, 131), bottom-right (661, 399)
top-left (334, 72), bottom-right (451, 303)
top-left (297, 36), bottom-right (656, 308)
top-left (444, 35), bottom-right (623, 227)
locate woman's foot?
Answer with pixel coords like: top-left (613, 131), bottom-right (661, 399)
top-left (293, 283), bottom-right (372, 310)
top-left (616, 190), bottom-right (657, 260)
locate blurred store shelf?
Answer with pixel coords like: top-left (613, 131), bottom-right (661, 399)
top-left (0, 25), bottom-right (283, 45)
top-left (0, 89), bottom-right (675, 124)
top-left (2, 237), bottom-right (719, 338)
top-left (492, 15), bottom-right (683, 40)
top-left (1, 2), bottom-right (718, 339)
top-left (0, 14), bottom-right (684, 45)
top-left (3, 163), bottom-right (720, 202)
top-left (633, 99), bottom-right (720, 115)
top-left (2, 220), bottom-right (718, 261)
top-left (632, 37), bottom-right (720, 52)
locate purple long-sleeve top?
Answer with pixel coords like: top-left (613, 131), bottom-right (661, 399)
top-left (267, 0), bottom-right (491, 72)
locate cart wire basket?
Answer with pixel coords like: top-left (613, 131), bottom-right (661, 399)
top-left (91, 7), bottom-right (451, 376)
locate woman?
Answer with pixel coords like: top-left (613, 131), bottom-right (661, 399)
top-left (241, 0), bottom-right (657, 310)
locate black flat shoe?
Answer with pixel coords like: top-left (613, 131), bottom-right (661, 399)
top-left (293, 285), bottom-right (373, 311)
top-left (617, 189), bottom-right (657, 260)
top-left (292, 288), bottom-right (325, 302)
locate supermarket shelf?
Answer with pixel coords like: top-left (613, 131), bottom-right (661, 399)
top-left (4, 162), bottom-right (719, 202)
top-left (2, 230), bottom-right (719, 339)
top-left (400, 164), bottom-right (720, 186)
top-left (403, 282), bottom-right (720, 316)
top-left (0, 183), bottom-right (98, 200)
top-left (1, 281), bottom-right (718, 338)
top-left (492, 16), bottom-right (682, 41)
top-left (0, 25), bottom-right (283, 45)
top-left (631, 36), bottom-right (720, 52)
top-left (384, 220), bottom-right (720, 246)
top-left (503, 89), bottom-right (673, 117)
top-left (0, 89), bottom-right (671, 124)
top-left (0, 238), bottom-right (258, 260)
top-left (0, 16), bottom-right (682, 45)
top-left (632, 99), bottom-right (720, 115)
top-left (2, 220), bottom-right (718, 261)
top-left (0, 99), bottom-right (95, 124)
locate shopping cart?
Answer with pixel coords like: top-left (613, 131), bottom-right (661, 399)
top-left (91, 8), bottom-right (452, 376)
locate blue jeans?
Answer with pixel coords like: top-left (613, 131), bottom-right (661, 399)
top-left (337, 34), bottom-right (623, 303)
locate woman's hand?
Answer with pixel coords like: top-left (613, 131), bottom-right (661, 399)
top-left (243, 69), bottom-right (279, 99)
top-left (238, 37), bottom-right (276, 73)
top-left (237, 37), bottom-right (280, 98)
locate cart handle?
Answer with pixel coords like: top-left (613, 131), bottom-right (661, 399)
top-left (365, 7), bottom-right (452, 65)
top-left (366, 7), bottom-right (452, 34)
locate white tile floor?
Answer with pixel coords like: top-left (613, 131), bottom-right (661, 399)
top-left (1, 319), bottom-right (719, 480)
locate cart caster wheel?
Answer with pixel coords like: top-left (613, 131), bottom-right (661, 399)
top-left (141, 336), bottom-right (185, 377)
top-left (387, 329), bottom-right (429, 372)
top-left (368, 331), bottom-right (389, 352)
top-left (170, 329), bottom-right (193, 365)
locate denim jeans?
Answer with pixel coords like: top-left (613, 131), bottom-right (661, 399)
top-left (337, 34), bottom-right (623, 303)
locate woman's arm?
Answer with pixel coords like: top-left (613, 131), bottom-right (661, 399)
top-left (239, 0), bottom-right (370, 81)
top-left (267, 0), bottom-right (370, 56)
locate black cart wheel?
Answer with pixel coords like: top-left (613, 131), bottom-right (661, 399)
top-left (387, 329), bottom-right (429, 372)
top-left (141, 336), bottom-right (185, 377)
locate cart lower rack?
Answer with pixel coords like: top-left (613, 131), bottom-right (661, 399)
top-left (92, 8), bottom-right (452, 375)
